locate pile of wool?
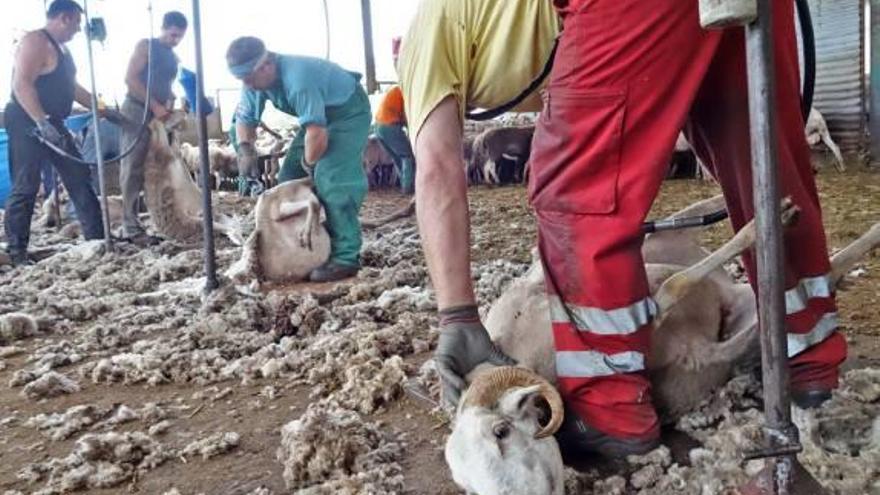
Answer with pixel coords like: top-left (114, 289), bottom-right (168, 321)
top-left (20, 371), bottom-right (80, 400)
top-left (564, 368), bottom-right (880, 494)
top-left (25, 404), bottom-right (114, 441)
top-left (181, 432), bottom-right (241, 460)
top-left (316, 356), bottom-right (408, 414)
top-left (0, 313), bottom-right (38, 344)
top-left (276, 404), bottom-right (404, 493)
top-left (18, 431), bottom-right (170, 493)
top-left (795, 368), bottom-right (880, 494)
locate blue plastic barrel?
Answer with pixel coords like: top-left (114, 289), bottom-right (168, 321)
top-left (0, 129), bottom-right (10, 206)
top-left (65, 113), bottom-right (93, 133)
top-left (179, 67), bottom-right (214, 115)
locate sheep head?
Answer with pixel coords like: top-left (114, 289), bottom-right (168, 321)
top-left (445, 366), bottom-right (565, 495)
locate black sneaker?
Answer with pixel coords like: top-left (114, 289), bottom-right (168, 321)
top-left (309, 261), bottom-right (360, 282)
top-left (556, 408), bottom-right (660, 459)
top-left (792, 388), bottom-right (832, 409)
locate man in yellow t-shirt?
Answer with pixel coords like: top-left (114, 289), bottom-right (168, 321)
top-left (402, 0), bottom-right (846, 461)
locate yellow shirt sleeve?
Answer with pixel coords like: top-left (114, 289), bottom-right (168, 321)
top-left (398, 0), bottom-right (559, 140)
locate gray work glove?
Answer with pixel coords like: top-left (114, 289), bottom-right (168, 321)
top-left (35, 117), bottom-right (64, 148)
top-left (301, 157), bottom-right (316, 179)
top-left (435, 305), bottom-right (517, 410)
top-left (237, 142), bottom-right (260, 180)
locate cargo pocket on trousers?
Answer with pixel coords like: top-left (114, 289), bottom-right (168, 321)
top-left (528, 88), bottom-right (626, 215)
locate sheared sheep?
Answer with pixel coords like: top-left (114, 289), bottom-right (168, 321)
top-left (226, 178), bottom-right (330, 284)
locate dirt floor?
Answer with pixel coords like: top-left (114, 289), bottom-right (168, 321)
top-left (0, 164), bottom-right (878, 495)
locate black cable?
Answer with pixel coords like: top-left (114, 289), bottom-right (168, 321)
top-left (796, 0), bottom-right (815, 120)
top-left (464, 37), bottom-right (559, 122)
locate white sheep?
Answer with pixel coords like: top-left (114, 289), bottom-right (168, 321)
top-left (226, 177), bottom-right (330, 284)
top-left (805, 108), bottom-right (845, 172)
top-left (446, 366), bottom-right (564, 495)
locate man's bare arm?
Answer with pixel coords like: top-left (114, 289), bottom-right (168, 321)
top-left (11, 32), bottom-right (51, 122)
top-left (124, 40), bottom-right (167, 115)
top-left (414, 96), bottom-right (475, 310)
top-left (304, 125), bottom-right (328, 164)
top-left (236, 120), bottom-right (257, 144)
top-left (74, 84), bottom-right (93, 109)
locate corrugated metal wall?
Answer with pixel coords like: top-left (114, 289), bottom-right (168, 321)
top-left (808, 0), bottom-right (866, 152)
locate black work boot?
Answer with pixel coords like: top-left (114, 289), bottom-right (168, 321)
top-left (792, 388), bottom-right (832, 409)
top-left (309, 261), bottom-right (360, 283)
top-left (556, 407), bottom-right (660, 459)
top-left (8, 251), bottom-right (33, 267)
top-left (123, 232), bottom-right (163, 248)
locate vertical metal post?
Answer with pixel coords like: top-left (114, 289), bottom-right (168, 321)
top-left (745, 0), bottom-right (799, 493)
top-left (871, 0), bottom-right (880, 164)
top-left (83, 0), bottom-right (113, 252)
top-left (360, 0), bottom-right (378, 94)
top-left (191, 0), bottom-right (219, 292)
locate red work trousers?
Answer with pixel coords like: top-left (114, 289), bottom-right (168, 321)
top-left (529, 0), bottom-right (847, 441)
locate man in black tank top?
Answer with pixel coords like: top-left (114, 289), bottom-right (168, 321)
top-left (118, 11), bottom-right (187, 246)
top-left (3, 0), bottom-right (104, 266)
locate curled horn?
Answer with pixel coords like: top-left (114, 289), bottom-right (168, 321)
top-left (462, 366), bottom-right (564, 439)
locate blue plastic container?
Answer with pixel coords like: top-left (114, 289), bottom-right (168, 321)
top-left (179, 67), bottom-right (214, 115)
top-left (0, 129), bottom-right (10, 206)
top-left (65, 113), bottom-right (93, 133)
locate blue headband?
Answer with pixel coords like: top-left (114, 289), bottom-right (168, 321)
top-left (228, 50), bottom-right (268, 79)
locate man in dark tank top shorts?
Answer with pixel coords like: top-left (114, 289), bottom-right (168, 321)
top-left (3, 0), bottom-right (105, 266)
top-left (119, 11), bottom-right (187, 246)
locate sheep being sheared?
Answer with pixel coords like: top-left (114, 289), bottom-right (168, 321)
top-left (142, 119), bottom-right (240, 244)
top-left (226, 178), bottom-right (330, 284)
top-left (447, 197), bottom-right (880, 495)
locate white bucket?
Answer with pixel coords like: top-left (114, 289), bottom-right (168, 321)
top-left (699, 0), bottom-right (757, 29)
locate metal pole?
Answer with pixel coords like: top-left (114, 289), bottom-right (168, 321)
top-left (83, 0), bottom-right (113, 251)
top-left (745, 0), bottom-right (801, 492)
top-left (360, 0), bottom-right (378, 94)
top-left (191, 0), bottom-right (219, 292)
top-left (870, 0), bottom-right (880, 165)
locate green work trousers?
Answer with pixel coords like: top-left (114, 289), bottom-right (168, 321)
top-left (277, 86), bottom-right (371, 267)
top-left (375, 123), bottom-right (415, 194)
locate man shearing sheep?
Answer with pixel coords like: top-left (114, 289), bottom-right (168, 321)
top-left (4, 0), bottom-right (104, 266)
top-left (227, 36), bottom-right (371, 282)
top-left (399, 0), bottom-right (846, 458)
top-left (119, 11), bottom-right (188, 247)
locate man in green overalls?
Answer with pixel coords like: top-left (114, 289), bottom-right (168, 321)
top-left (227, 36), bottom-right (371, 282)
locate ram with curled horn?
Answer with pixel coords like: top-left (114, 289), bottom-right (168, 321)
top-left (443, 194), bottom-right (880, 495)
top-left (445, 366), bottom-right (566, 495)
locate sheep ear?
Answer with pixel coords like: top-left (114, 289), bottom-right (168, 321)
top-left (498, 384), bottom-right (542, 416)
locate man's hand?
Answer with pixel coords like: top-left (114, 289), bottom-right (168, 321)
top-left (434, 305), bottom-right (517, 410)
top-left (151, 102), bottom-right (170, 121)
top-left (35, 118), bottom-right (64, 148)
top-left (237, 142), bottom-right (260, 179)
